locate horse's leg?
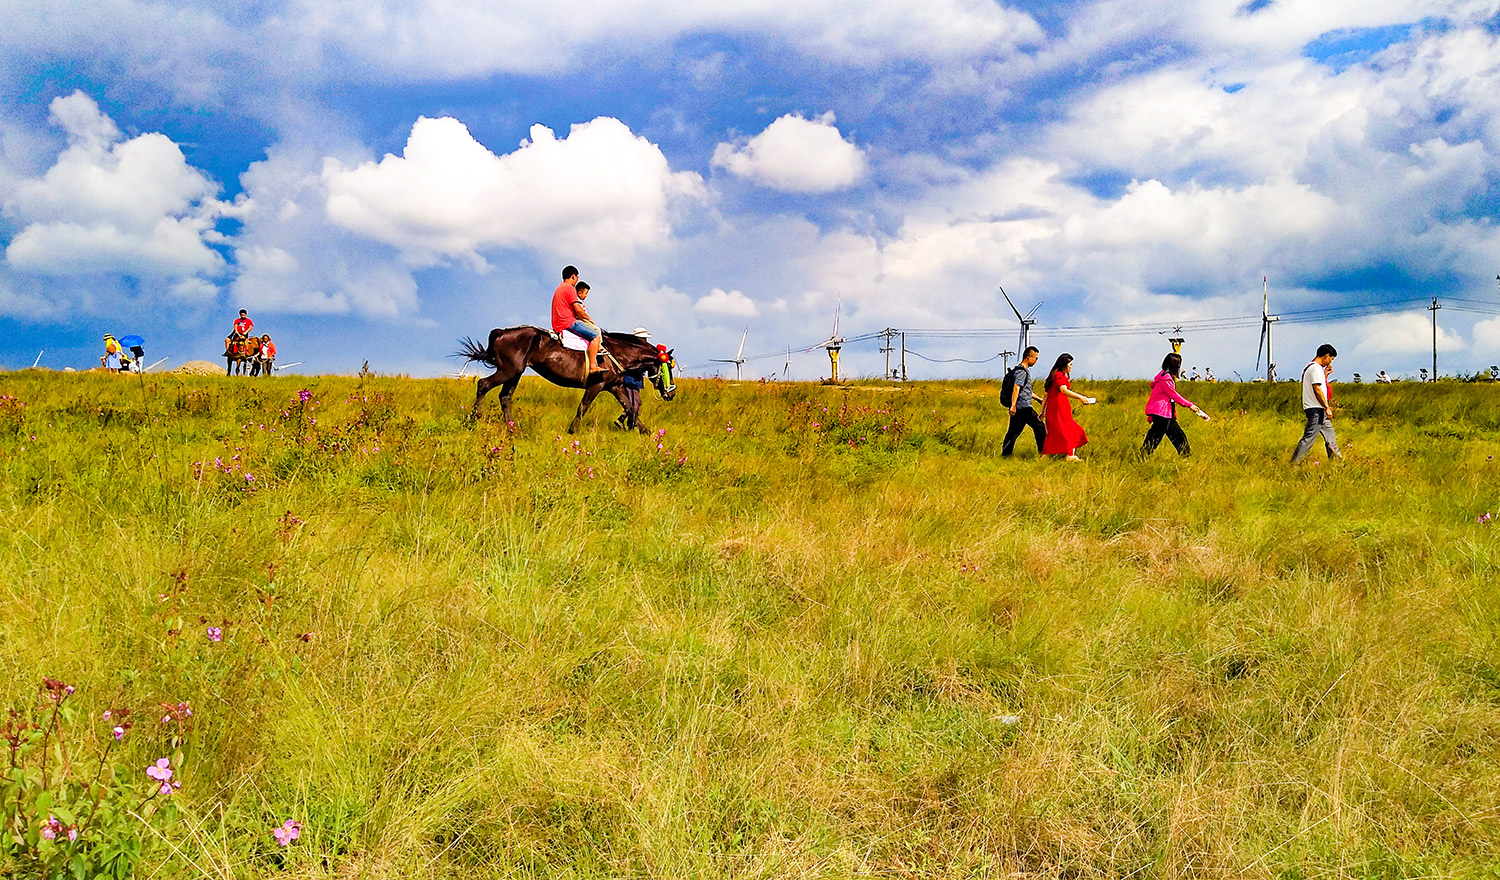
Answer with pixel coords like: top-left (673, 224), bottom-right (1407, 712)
top-left (497, 375), bottom-right (522, 424)
top-left (472, 371), bottom-right (500, 420)
top-left (568, 385), bottom-right (605, 434)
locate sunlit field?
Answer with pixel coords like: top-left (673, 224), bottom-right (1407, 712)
top-left (2, 370), bottom-right (1498, 879)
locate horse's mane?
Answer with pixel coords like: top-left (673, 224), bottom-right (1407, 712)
top-left (602, 332), bottom-right (663, 366)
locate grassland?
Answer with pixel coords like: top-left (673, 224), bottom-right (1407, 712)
top-left (1, 369), bottom-right (1499, 879)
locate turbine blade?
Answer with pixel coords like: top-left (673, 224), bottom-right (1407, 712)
top-left (736, 327), bottom-right (748, 360)
top-left (1255, 322), bottom-right (1266, 371)
top-left (832, 293), bottom-right (841, 337)
top-left (1024, 301), bottom-right (1044, 320)
top-left (999, 286), bottom-right (1025, 321)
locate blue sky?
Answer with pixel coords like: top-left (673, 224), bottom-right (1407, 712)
top-left (2, 0), bottom-right (1499, 380)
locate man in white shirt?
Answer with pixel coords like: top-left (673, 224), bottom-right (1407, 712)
top-left (1291, 344), bottom-right (1342, 463)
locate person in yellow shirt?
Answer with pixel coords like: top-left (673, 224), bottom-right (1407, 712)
top-left (100, 334), bottom-right (128, 371)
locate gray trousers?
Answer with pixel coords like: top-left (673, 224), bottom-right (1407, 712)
top-left (1291, 408), bottom-right (1341, 463)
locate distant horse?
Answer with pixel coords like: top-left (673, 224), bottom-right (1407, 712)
top-left (457, 328), bottom-right (676, 433)
top-left (224, 337), bottom-right (261, 376)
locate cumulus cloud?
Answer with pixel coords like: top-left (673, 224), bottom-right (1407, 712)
top-left (694, 288), bottom-right (759, 318)
top-left (1470, 316), bottom-right (1500, 351)
top-left (1354, 311), bottom-right (1464, 355)
top-left (323, 116), bottom-right (704, 266)
top-left (713, 114), bottom-right (867, 193)
top-left (1, 92), bottom-right (229, 282)
top-left (228, 145), bottom-right (420, 318)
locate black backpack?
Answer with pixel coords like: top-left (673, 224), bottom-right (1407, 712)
top-left (1001, 365), bottom-right (1021, 405)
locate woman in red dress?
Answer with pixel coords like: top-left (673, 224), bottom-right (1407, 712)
top-left (1040, 353), bottom-right (1096, 461)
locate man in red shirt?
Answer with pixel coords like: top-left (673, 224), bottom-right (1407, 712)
top-left (550, 266), bottom-right (602, 375)
top-left (226, 309), bottom-right (254, 355)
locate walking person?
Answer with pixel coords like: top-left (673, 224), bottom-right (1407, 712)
top-left (1001, 346), bottom-right (1046, 457)
top-left (1141, 352), bottom-right (1209, 457)
top-left (1040, 353), bottom-right (1096, 462)
top-left (1291, 344), bottom-right (1342, 464)
top-left (616, 326), bottom-right (653, 429)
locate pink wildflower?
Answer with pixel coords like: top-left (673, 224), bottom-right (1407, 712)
top-left (273, 820), bottom-right (303, 846)
top-left (146, 758), bottom-right (172, 782)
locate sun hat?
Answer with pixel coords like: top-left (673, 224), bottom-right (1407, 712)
top-left (632, 326), bottom-right (652, 338)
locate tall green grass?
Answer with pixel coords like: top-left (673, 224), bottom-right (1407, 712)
top-left (1, 371), bottom-right (1498, 878)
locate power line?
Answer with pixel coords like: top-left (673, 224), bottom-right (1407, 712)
top-left (904, 349), bottom-right (1006, 364)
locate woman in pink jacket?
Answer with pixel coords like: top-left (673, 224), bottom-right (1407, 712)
top-left (1142, 353), bottom-right (1209, 456)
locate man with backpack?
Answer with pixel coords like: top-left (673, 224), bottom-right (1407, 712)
top-left (1001, 346), bottom-right (1046, 457)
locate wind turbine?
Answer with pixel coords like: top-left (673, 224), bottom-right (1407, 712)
top-left (810, 293), bottom-right (845, 381)
top-left (999, 286), bottom-right (1042, 353)
top-left (1255, 276), bottom-right (1279, 382)
top-left (711, 326), bottom-right (749, 381)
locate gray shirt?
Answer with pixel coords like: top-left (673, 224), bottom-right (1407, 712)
top-left (1007, 364), bottom-right (1034, 409)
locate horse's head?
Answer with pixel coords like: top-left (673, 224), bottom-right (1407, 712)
top-left (649, 347), bottom-right (676, 400)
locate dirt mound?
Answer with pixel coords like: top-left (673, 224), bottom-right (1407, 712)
top-left (171, 360), bottom-right (222, 376)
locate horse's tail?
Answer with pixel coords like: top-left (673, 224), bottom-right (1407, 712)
top-left (457, 335), bottom-right (498, 366)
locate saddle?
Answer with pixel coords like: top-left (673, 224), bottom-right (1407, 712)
top-left (544, 328), bottom-right (618, 371)
top-left (548, 329), bottom-right (590, 352)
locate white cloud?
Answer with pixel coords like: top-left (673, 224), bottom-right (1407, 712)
top-left (713, 113), bottom-right (867, 193)
top-left (694, 288), bottom-right (759, 318)
top-left (282, 0), bottom-right (1042, 78)
top-left (228, 145), bottom-right (419, 317)
top-left (1355, 311), bottom-right (1464, 355)
top-left (323, 116), bottom-right (704, 266)
top-left (0, 271), bottom-right (59, 320)
top-left (0, 0), bottom-right (1045, 107)
top-left (1472, 317), bottom-right (1500, 351)
top-left (1, 92), bottom-right (228, 279)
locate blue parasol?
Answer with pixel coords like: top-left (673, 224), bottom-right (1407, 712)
top-left (118, 335), bottom-right (145, 348)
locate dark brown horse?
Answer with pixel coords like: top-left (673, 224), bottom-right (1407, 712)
top-left (458, 327), bottom-right (676, 433)
top-left (223, 336), bottom-right (261, 376)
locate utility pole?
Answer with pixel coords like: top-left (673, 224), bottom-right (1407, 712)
top-left (879, 328), bottom-right (897, 379)
top-left (900, 333), bottom-right (907, 382)
top-left (1429, 296), bottom-right (1441, 382)
top-left (999, 349), bottom-right (1015, 373)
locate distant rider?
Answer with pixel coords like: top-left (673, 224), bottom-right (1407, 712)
top-left (550, 266), bottom-right (603, 377)
top-left (225, 309), bottom-right (253, 356)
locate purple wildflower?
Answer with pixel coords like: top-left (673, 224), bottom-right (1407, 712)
top-left (207, 626), bottom-right (222, 642)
